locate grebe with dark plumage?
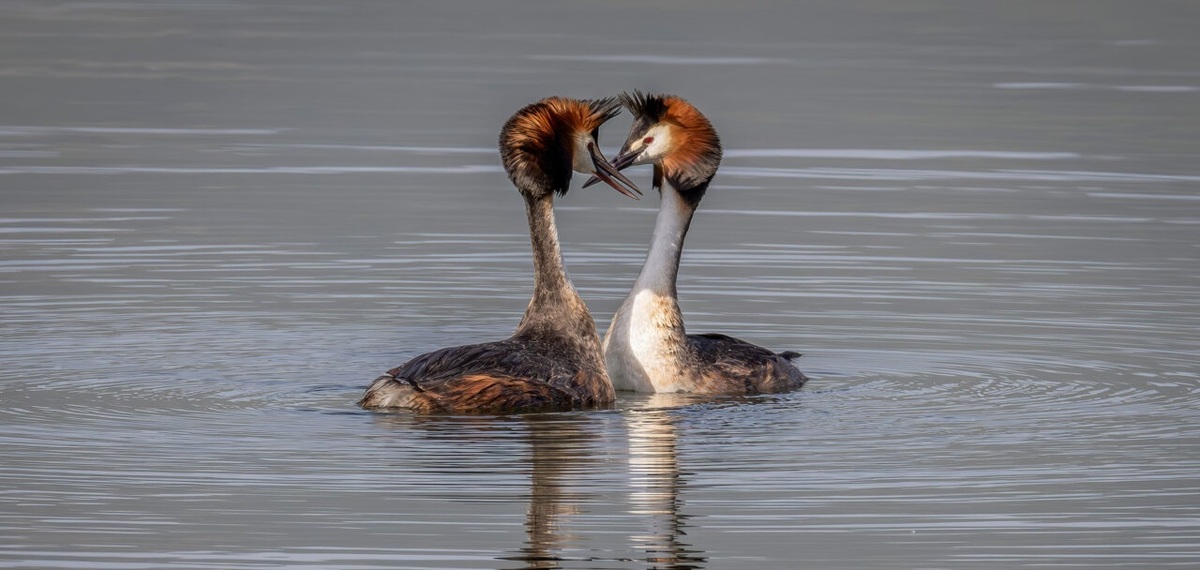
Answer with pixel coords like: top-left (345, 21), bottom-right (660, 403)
top-left (594, 91), bottom-right (808, 394)
top-left (359, 96), bottom-right (642, 413)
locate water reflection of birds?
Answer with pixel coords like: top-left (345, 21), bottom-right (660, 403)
top-left (359, 97), bottom-right (641, 414)
top-left (508, 416), bottom-right (592, 569)
top-left (497, 405), bottom-right (705, 570)
top-left (626, 394), bottom-right (707, 569)
top-left (591, 91), bottom-right (808, 395)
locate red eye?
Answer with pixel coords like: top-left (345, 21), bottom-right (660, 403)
top-left (643, 136), bottom-right (654, 145)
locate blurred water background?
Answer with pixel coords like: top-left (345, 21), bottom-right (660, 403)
top-left (1, 1), bottom-right (1198, 568)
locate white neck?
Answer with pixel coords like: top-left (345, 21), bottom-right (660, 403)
top-left (632, 184), bottom-right (692, 295)
top-left (603, 183), bottom-right (695, 392)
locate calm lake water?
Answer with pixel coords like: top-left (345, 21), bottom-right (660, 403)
top-left (2, 1), bottom-right (1198, 568)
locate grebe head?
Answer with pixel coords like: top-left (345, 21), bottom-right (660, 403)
top-left (604, 91), bottom-right (723, 199)
top-left (500, 96), bottom-right (642, 200)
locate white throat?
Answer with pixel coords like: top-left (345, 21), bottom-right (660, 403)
top-left (634, 183), bottom-right (691, 294)
top-left (603, 183), bottom-right (694, 392)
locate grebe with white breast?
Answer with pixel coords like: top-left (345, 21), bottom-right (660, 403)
top-left (596, 91), bottom-right (808, 394)
top-left (359, 97), bottom-right (641, 413)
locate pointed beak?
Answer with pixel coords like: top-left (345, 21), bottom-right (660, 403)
top-left (582, 148), bottom-right (639, 189)
top-left (588, 143), bottom-right (642, 200)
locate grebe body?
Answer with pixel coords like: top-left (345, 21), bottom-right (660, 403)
top-left (599, 92), bottom-right (807, 395)
top-left (360, 97), bottom-right (641, 413)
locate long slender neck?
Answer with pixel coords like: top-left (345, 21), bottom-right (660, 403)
top-left (525, 193), bottom-right (573, 304)
top-left (603, 182), bottom-right (697, 391)
top-left (516, 193), bottom-right (597, 343)
top-left (631, 183), bottom-right (695, 297)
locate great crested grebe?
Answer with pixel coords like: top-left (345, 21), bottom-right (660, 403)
top-left (595, 91), bottom-right (808, 394)
top-left (359, 96), bottom-right (642, 413)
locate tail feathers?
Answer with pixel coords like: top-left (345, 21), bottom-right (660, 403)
top-left (359, 373), bottom-right (425, 409)
top-left (779, 350), bottom-right (802, 360)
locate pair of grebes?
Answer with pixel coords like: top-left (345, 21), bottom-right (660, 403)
top-left (360, 92), bottom-right (807, 413)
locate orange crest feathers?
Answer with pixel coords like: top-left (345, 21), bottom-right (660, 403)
top-left (500, 97), bottom-right (621, 196)
top-left (619, 90), bottom-right (722, 195)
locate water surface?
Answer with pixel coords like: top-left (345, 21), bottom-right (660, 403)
top-left (2, 1), bottom-right (1198, 568)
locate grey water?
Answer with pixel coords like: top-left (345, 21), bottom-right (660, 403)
top-left (1, 1), bottom-right (1198, 568)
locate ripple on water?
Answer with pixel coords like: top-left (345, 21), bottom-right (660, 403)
top-left (2, 0), bottom-right (1199, 565)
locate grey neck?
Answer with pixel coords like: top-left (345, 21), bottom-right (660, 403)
top-left (515, 193), bottom-right (600, 348)
top-left (631, 182), bottom-right (695, 297)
